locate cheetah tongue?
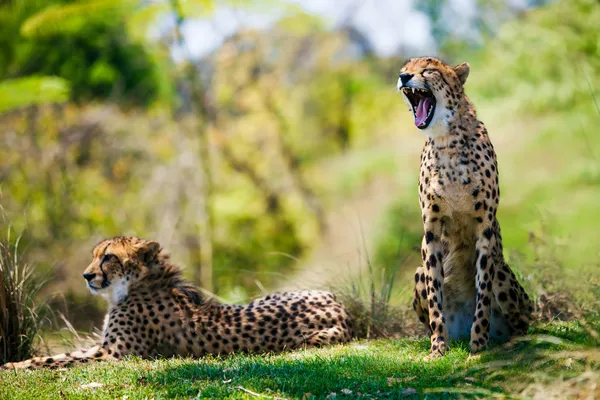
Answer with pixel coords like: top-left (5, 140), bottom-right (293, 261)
top-left (415, 97), bottom-right (434, 127)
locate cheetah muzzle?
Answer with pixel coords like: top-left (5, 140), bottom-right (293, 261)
top-left (1, 236), bottom-right (354, 370)
top-left (397, 57), bottom-right (533, 358)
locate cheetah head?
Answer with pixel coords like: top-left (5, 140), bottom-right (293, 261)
top-left (397, 57), bottom-right (470, 137)
top-left (82, 236), bottom-right (160, 303)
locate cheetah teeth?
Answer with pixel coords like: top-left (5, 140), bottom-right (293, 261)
top-left (402, 87), bottom-right (430, 94)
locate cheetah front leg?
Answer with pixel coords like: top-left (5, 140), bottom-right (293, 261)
top-left (1, 322), bottom-right (147, 370)
top-left (469, 225), bottom-right (495, 353)
top-left (413, 264), bottom-right (430, 332)
top-left (421, 221), bottom-right (449, 358)
top-left (0, 345), bottom-right (111, 370)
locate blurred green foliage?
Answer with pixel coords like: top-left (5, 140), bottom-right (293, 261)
top-left (0, 0), bottom-right (167, 106)
top-left (373, 201), bottom-right (421, 272)
top-left (417, 0), bottom-right (553, 62)
top-left (471, 0), bottom-right (599, 113)
top-left (0, 76), bottom-right (70, 113)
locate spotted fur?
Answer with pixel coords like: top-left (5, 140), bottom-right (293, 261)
top-left (397, 57), bottom-right (533, 357)
top-left (1, 237), bottom-right (353, 370)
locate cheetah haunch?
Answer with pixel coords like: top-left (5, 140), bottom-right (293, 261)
top-left (397, 57), bottom-right (533, 357)
top-left (1, 236), bottom-right (353, 370)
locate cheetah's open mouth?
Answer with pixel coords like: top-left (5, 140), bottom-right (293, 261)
top-left (402, 87), bottom-right (436, 129)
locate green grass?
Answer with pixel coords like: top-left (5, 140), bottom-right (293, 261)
top-left (1, 320), bottom-right (598, 399)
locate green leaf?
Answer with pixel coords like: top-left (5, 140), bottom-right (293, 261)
top-left (20, 0), bottom-right (137, 38)
top-left (89, 60), bottom-right (118, 85)
top-left (0, 76), bottom-right (71, 113)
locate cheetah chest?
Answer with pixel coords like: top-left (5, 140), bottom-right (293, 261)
top-left (420, 148), bottom-right (482, 215)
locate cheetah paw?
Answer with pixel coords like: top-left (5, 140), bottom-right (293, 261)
top-left (424, 344), bottom-right (447, 361)
top-left (470, 340), bottom-right (487, 354)
top-left (423, 352), bottom-right (442, 362)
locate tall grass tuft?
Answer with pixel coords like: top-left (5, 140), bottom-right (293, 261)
top-left (332, 227), bottom-right (410, 339)
top-left (0, 236), bottom-right (49, 364)
top-left (333, 264), bottom-right (408, 339)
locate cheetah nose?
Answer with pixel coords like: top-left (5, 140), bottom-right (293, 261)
top-left (83, 273), bottom-right (96, 282)
top-left (399, 73), bottom-right (413, 85)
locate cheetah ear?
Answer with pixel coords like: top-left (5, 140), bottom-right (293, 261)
top-left (454, 62), bottom-right (470, 85)
top-left (136, 240), bottom-right (160, 263)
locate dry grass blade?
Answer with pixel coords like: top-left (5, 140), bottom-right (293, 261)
top-left (230, 386), bottom-right (288, 400)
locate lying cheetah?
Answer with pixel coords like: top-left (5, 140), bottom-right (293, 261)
top-left (1, 236), bottom-right (352, 370)
top-left (397, 57), bottom-right (533, 357)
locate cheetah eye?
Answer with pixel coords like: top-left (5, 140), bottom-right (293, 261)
top-left (101, 254), bottom-right (116, 264)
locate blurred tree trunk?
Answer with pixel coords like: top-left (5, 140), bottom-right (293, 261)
top-left (265, 95), bottom-right (327, 234)
top-left (170, 0), bottom-right (214, 292)
top-left (336, 78), bottom-right (352, 151)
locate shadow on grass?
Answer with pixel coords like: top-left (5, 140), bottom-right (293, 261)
top-left (139, 331), bottom-right (596, 399)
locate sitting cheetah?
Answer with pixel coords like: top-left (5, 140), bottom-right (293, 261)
top-left (397, 57), bottom-right (533, 357)
top-left (1, 236), bottom-right (352, 370)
